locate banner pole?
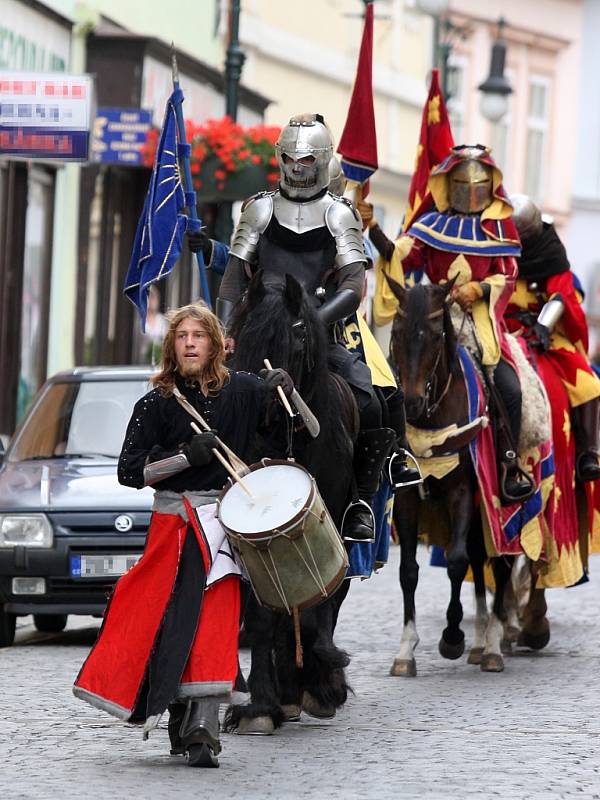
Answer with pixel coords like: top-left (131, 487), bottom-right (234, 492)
top-left (171, 47), bottom-right (212, 309)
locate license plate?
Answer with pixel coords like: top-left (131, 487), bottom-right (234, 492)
top-left (70, 554), bottom-right (142, 578)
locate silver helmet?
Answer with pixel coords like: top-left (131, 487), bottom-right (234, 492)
top-left (276, 113), bottom-right (333, 200)
top-left (509, 193), bottom-right (543, 242)
top-left (327, 155), bottom-right (346, 196)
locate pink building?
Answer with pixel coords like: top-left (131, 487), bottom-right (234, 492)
top-left (442, 0), bottom-right (583, 232)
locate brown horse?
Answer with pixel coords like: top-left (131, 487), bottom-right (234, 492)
top-left (386, 276), bottom-right (514, 674)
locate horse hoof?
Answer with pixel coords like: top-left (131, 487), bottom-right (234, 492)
top-left (281, 704), bottom-right (301, 722)
top-left (438, 637), bottom-right (465, 660)
top-left (389, 658), bottom-right (417, 677)
top-left (467, 647), bottom-right (483, 665)
top-left (480, 653), bottom-right (504, 672)
top-left (505, 625), bottom-right (520, 643)
top-left (500, 637), bottom-right (513, 655)
top-left (518, 627), bottom-right (550, 651)
top-left (237, 716), bottom-right (275, 735)
top-left (302, 692), bottom-right (336, 720)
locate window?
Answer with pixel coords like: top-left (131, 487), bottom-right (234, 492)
top-left (19, 167), bottom-right (54, 422)
top-left (524, 76), bottom-right (550, 202)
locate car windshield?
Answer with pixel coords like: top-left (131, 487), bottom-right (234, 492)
top-left (7, 379), bottom-right (151, 462)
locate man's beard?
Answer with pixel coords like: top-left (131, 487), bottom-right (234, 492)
top-left (177, 360), bottom-right (205, 380)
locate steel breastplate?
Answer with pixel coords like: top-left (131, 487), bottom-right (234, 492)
top-left (255, 219), bottom-right (336, 296)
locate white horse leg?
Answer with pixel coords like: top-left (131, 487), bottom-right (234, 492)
top-left (467, 590), bottom-right (488, 665)
top-left (390, 619), bottom-right (419, 677)
top-left (503, 576), bottom-right (521, 649)
top-left (481, 612), bottom-right (505, 672)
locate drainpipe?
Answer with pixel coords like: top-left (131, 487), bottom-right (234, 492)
top-left (46, 3), bottom-right (98, 376)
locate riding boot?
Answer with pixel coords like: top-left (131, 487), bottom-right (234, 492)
top-left (573, 397), bottom-right (600, 482)
top-left (493, 360), bottom-right (535, 505)
top-left (179, 698), bottom-right (221, 768)
top-left (342, 428), bottom-right (396, 543)
top-left (387, 440), bottom-right (423, 489)
top-left (500, 449), bottom-right (535, 505)
top-left (384, 388), bottom-right (422, 489)
top-left (167, 702), bottom-right (186, 756)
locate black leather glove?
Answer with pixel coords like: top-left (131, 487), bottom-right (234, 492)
top-left (528, 321), bottom-right (551, 352)
top-left (186, 431), bottom-right (218, 467)
top-left (186, 229), bottom-right (213, 262)
top-left (258, 368), bottom-right (294, 398)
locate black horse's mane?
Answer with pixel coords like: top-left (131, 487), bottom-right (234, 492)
top-left (229, 275), bottom-right (357, 476)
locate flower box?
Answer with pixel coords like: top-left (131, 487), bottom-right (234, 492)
top-left (196, 154), bottom-right (272, 202)
top-left (142, 116), bottom-right (281, 203)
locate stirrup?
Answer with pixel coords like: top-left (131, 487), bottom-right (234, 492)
top-left (500, 451), bottom-right (535, 505)
top-left (387, 449), bottom-right (423, 489)
top-left (341, 499), bottom-right (376, 543)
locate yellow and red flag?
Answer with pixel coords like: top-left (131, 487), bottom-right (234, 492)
top-left (403, 68), bottom-right (454, 232)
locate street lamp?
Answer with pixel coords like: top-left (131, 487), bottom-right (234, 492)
top-left (415, 0), bottom-right (461, 101)
top-left (415, 0), bottom-right (448, 14)
top-left (478, 18), bottom-right (512, 122)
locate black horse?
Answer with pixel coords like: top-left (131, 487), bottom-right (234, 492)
top-left (224, 270), bottom-right (359, 733)
top-left (385, 276), bottom-right (514, 675)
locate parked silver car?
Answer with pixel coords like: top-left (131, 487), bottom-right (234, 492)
top-left (0, 366), bottom-right (155, 646)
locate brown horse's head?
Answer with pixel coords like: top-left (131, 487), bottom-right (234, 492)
top-left (386, 275), bottom-right (459, 422)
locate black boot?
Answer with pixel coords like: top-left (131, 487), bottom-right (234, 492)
top-left (168, 702), bottom-right (186, 756)
top-left (342, 428), bottom-right (396, 543)
top-left (179, 698), bottom-right (221, 768)
top-left (500, 450), bottom-right (535, 505)
top-left (574, 398), bottom-right (600, 482)
top-left (387, 445), bottom-right (422, 489)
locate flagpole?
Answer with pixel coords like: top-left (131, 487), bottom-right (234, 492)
top-left (170, 47), bottom-right (212, 309)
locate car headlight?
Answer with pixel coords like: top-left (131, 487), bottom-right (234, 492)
top-left (0, 514), bottom-right (54, 548)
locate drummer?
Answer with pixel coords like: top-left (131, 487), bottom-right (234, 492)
top-left (73, 302), bottom-right (293, 768)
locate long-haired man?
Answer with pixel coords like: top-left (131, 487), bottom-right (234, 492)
top-left (74, 303), bottom-right (291, 767)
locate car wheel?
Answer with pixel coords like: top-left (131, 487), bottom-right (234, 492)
top-left (33, 614), bottom-right (68, 633)
top-left (0, 606), bottom-right (16, 647)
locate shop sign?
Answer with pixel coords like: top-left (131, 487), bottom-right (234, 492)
top-left (91, 108), bottom-right (152, 165)
top-left (0, 72), bottom-right (94, 161)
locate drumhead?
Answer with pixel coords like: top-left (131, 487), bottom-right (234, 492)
top-left (218, 463), bottom-right (313, 535)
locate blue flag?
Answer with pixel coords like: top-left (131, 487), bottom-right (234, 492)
top-left (124, 91), bottom-right (189, 329)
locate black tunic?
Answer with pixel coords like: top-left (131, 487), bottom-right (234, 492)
top-left (118, 370), bottom-right (268, 492)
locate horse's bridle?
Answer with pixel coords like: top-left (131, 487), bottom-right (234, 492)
top-left (394, 304), bottom-right (465, 419)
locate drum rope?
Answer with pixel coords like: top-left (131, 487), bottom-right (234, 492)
top-left (256, 548), bottom-right (292, 615)
top-left (290, 537), bottom-right (328, 597)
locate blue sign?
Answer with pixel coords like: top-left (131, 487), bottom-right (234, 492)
top-left (92, 108), bottom-right (153, 166)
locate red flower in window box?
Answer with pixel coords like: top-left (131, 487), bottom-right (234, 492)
top-left (142, 115), bottom-right (282, 198)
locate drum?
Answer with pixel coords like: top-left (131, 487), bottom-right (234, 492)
top-left (217, 459), bottom-right (348, 612)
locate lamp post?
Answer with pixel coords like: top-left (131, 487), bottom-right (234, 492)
top-left (224, 0), bottom-right (245, 122)
top-left (214, 0), bottom-right (246, 275)
top-left (415, 0), bottom-right (451, 99)
top-left (477, 18), bottom-right (512, 123)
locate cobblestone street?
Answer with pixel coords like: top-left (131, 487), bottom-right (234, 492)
top-left (1, 545), bottom-right (599, 800)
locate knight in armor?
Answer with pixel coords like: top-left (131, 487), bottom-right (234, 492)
top-left (359, 144), bottom-right (535, 504)
top-left (506, 194), bottom-right (600, 481)
top-left (214, 113), bottom-right (419, 543)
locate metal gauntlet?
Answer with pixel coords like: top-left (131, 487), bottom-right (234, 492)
top-left (537, 294), bottom-right (564, 333)
top-left (143, 452), bottom-right (190, 487)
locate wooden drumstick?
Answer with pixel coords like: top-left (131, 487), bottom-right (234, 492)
top-left (263, 358), bottom-right (294, 418)
top-left (190, 422), bottom-right (254, 499)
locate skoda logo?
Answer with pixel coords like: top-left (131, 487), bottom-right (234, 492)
top-left (114, 515), bottom-right (133, 533)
